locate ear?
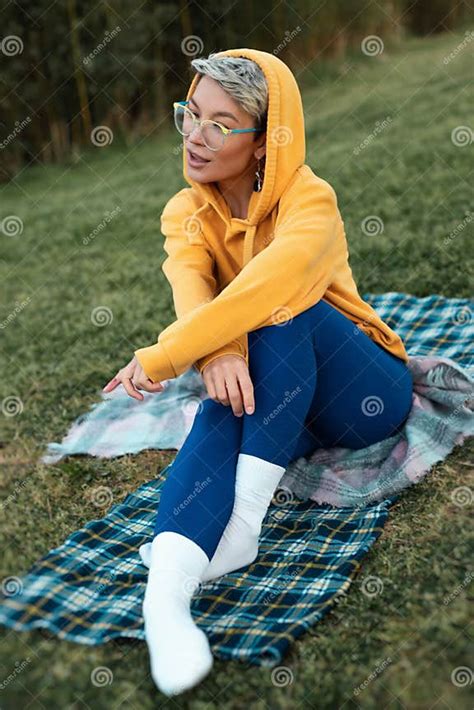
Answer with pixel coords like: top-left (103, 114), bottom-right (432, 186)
top-left (255, 131), bottom-right (266, 159)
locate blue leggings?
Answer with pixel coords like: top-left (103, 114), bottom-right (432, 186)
top-left (153, 299), bottom-right (413, 560)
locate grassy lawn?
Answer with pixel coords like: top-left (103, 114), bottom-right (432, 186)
top-left (1, 26), bottom-right (473, 709)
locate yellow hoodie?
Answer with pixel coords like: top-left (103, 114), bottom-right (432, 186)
top-left (135, 48), bottom-right (409, 383)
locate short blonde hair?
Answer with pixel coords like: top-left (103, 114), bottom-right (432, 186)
top-left (190, 53), bottom-right (268, 133)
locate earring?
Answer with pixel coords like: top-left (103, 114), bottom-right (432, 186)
top-left (253, 157), bottom-right (264, 192)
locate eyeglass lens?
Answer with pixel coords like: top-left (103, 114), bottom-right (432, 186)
top-left (174, 105), bottom-right (225, 151)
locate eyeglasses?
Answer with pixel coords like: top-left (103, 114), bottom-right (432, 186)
top-left (173, 100), bottom-right (265, 152)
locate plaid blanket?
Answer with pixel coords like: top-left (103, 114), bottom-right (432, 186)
top-left (41, 292), bottom-right (474, 507)
top-left (1, 292), bottom-right (472, 666)
top-left (0, 476), bottom-right (397, 665)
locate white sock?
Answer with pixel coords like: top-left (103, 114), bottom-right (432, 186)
top-left (142, 531), bottom-right (213, 696)
top-left (140, 454), bottom-right (286, 582)
top-left (201, 453), bottom-right (286, 581)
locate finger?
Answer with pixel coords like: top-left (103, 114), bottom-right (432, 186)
top-left (238, 370), bottom-right (255, 414)
top-left (122, 377), bottom-right (144, 401)
top-left (133, 363), bottom-right (165, 393)
top-left (225, 375), bottom-right (244, 417)
top-left (213, 374), bottom-right (231, 407)
top-left (203, 374), bottom-right (218, 402)
top-left (135, 378), bottom-right (165, 394)
top-left (102, 377), bottom-right (120, 392)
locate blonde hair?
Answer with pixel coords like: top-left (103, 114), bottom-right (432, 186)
top-left (190, 53), bottom-right (268, 133)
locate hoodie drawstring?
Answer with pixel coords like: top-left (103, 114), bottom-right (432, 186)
top-left (242, 224), bottom-right (257, 267)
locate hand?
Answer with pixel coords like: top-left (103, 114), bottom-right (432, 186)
top-left (201, 354), bottom-right (255, 416)
top-left (102, 355), bottom-right (165, 401)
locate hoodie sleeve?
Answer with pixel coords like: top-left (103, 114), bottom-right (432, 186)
top-left (135, 175), bottom-right (340, 383)
top-left (152, 191), bottom-right (248, 375)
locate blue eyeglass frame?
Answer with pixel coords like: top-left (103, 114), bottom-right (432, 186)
top-left (173, 100), bottom-right (265, 148)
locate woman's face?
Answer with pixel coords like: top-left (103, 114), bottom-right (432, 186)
top-left (183, 75), bottom-right (266, 183)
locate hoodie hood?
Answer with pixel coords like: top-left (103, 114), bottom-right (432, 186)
top-left (182, 47), bottom-right (306, 266)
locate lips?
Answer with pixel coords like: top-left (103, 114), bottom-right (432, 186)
top-left (187, 148), bottom-right (210, 162)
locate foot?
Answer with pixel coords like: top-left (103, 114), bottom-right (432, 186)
top-left (201, 515), bottom-right (260, 581)
top-left (142, 532), bottom-right (213, 696)
top-left (139, 525), bottom-right (259, 582)
top-left (143, 589), bottom-right (213, 696)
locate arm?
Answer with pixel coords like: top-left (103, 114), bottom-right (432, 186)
top-left (157, 190), bottom-right (248, 374)
top-left (135, 175), bottom-right (340, 382)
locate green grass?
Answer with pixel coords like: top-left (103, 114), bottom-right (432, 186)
top-left (1, 26), bottom-right (473, 709)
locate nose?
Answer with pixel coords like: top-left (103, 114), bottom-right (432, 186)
top-left (187, 123), bottom-right (205, 144)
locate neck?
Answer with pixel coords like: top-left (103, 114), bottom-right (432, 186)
top-left (216, 167), bottom-right (255, 220)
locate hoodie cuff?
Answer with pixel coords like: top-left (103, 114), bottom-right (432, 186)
top-left (195, 337), bottom-right (249, 374)
top-left (196, 351), bottom-right (248, 375)
top-left (134, 341), bottom-right (176, 383)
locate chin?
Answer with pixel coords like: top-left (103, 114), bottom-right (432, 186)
top-left (187, 172), bottom-right (215, 184)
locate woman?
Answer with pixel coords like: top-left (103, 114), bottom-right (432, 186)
top-left (103, 49), bottom-right (413, 696)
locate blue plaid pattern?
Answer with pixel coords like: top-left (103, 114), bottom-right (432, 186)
top-left (0, 473), bottom-right (396, 666)
top-left (0, 292), bottom-right (472, 666)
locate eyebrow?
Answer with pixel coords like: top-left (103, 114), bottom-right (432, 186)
top-left (188, 96), bottom-right (238, 122)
